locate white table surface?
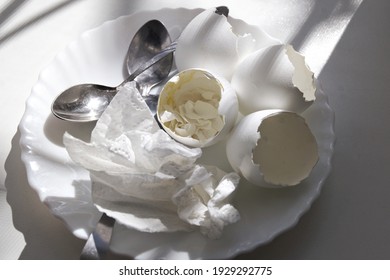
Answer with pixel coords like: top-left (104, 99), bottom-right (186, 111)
top-left (1, 0), bottom-right (389, 259)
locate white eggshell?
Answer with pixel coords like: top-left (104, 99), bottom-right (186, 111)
top-left (157, 68), bottom-right (238, 148)
top-left (226, 110), bottom-right (318, 187)
top-left (231, 44), bottom-right (316, 115)
top-left (175, 8), bottom-right (254, 80)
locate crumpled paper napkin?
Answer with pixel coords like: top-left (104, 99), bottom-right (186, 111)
top-left (63, 82), bottom-right (240, 238)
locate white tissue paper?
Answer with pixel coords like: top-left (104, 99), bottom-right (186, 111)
top-left (63, 82), bottom-right (240, 238)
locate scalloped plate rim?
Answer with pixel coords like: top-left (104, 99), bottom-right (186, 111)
top-left (18, 8), bottom-right (335, 259)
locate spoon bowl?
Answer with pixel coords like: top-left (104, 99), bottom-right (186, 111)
top-left (52, 84), bottom-right (116, 122)
top-left (52, 20), bottom-right (174, 122)
top-left (126, 19), bottom-right (173, 94)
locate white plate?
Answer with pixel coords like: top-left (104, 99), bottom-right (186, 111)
top-left (19, 8), bottom-right (335, 259)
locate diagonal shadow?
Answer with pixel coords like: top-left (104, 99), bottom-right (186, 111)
top-left (0, 0), bottom-right (27, 27)
top-left (0, 0), bottom-right (78, 45)
top-left (289, 0), bottom-right (359, 52)
top-left (4, 129), bottom-right (85, 259)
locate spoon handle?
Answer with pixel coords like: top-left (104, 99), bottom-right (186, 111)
top-left (119, 41), bottom-right (177, 88)
top-left (80, 214), bottom-right (130, 259)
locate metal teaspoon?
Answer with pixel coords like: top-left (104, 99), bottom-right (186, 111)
top-left (51, 20), bottom-right (174, 122)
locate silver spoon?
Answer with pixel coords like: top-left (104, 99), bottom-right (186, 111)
top-left (51, 20), bottom-right (174, 122)
top-left (125, 19), bottom-right (174, 114)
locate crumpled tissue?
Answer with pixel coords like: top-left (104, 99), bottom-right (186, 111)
top-left (63, 82), bottom-right (240, 238)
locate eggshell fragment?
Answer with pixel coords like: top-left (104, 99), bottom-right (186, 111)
top-left (175, 7), bottom-right (255, 80)
top-left (226, 110), bottom-right (318, 187)
top-left (231, 44), bottom-right (316, 115)
top-left (157, 68), bottom-right (238, 148)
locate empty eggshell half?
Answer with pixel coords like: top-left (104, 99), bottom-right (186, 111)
top-left (175, 7), bottom-right (255, 80)
top-left (231, 44), bottom-right (316, 115)
top-left (226, 110), bottom-right (318, 187)
top-left (157, 68), bottom-right (238, 148)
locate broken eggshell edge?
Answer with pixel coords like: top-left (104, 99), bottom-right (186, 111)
top-left (226, 109), bottom-right (319, 188)
top-left (175, 7), bottom-right (257, 80)
top-left (231, 44), bottom-right (317, 115)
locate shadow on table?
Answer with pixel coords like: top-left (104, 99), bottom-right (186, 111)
top-left (4, 129), bottom-right (85, 259)
top-left (0, 0), bottom-right (78, 44)
top-left (288, 0), bottom-right (359, 51)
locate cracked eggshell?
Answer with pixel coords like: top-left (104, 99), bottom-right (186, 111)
top-left (157, 68), bottom-right (238, 148)
top-left (175, 7), bottom-right (255, 80)
top-left (226, 110), bottom-right (318, 188)
top-left (231, 44), bottom-right (316, 115)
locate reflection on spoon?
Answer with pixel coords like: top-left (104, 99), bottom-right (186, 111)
top-left (51, 20), bottom-right (174, 122)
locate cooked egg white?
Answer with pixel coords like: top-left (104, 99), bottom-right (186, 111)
top-left (157, 68), bottom-right (238, 148)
